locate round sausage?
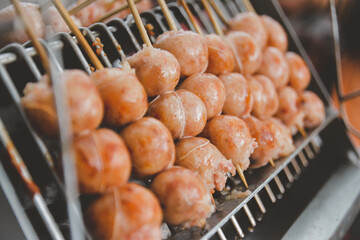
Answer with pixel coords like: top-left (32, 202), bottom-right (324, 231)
top-left (247, 75), bottom-right (279, 119)
top-left (151, 166), bottom-right (215, 228)
top-left (154, 30), bottom-right (208, 77)
top-left (204, 34), bottom-right (235, 75)
top-left (86, 183), bottom-right (162, 240)
top-left (257, 47), bottom-right (290, 89)
top-left (228, 12), bottom-right (268, 49)
top-left (201, 115), bottom-right (257, 170)
top-left (147, 89), bottom-right (207, 139)
top-left (226, 31), bottom-right (262, 75)
top-left (219, 73), bottom-right (253, 117)
top-left (178, 73), bottom-right (226, 119)
top-left (300, 91), bottom-right (325, 128)
top-left (175, 137), bottom-right (235, 192)
top-left (73, 128), bottom-right (131, 194)
top-left (91, 67), bottom-right (147, 127)
top-left (261, 15), bottom-right (288, 52)
top-left (22, 70), bottom-right (104, 137)
top-left (285, 52), bottom-right (311, 91)
top-left (121, 117), bottom-right (175, 178)
top-left (127, 46), bottom-right (180, 97)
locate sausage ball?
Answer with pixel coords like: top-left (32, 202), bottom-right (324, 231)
top-left (154, 30), bottom-right (208, 77)
top-left (121, 117), bottom-right (175, 178)
top-left (127, 46), bottom-right (180, 97)
top-left (176, 137), bottom-right (236, 192)
top-left (86, 183), bottom-right (162, 240)
top-left (261, 15), bottom-right (288, 52)
top-left (300, 91), bottom-right (325, 128)
top-left (228, 12), bottom-right (268, 49)
top-left (178, 73), bottom-right (226, 119)
top-left (22, 70), bottom-right (103, 138)
top-left (91, 67), bottom-right (147, 127)
top-left (201, 115), bottom-right (257, 170)
top-left (285, 52), bottom-right (311, 91)
top-left (275, 86), bottom-right (304, 135)
top-left (73, 128), bottom-right (131, 194)
top-left (226, 31), bottom-right (262, 75)
top-left (151, 167), bottom-right (215, 228)
top-left (263, 118), bottom-right (295, 159)
top-left (243, 116), bottom-right (276, 169)
top-left (247, 75), bottom-right (279, 119)
top-left (219, 73), bottom-right (253, 117)
top-left (0, 3), bottom-right (45, 47)
top-left (257, 47), bottom-right (290, 89)
top-left (147, 89), bottom-right (207, 139)
top-left (204, 34), bottom-right (235, 75)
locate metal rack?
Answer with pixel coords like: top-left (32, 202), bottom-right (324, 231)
top-left (0, 0), bottom-right (359, 239)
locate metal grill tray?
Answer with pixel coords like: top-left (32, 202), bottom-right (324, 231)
top-left (0, 0), bottom-right (358, 239)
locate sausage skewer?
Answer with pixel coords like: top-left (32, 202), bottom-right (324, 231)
top-left (68, 0), bottom-right (97, 15)
top-left (12, 1), bottom-right (87, 239)
top-left (208, 0), bottom-right (230, 27)
top-left (0, 119), bottom-right (64, 240)
top-left (95, 0), bottom-right (143, 23)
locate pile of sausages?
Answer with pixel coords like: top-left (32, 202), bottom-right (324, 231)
top-left (20, 10), bottom-right (325, 240)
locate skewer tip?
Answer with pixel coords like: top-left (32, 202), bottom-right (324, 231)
top-left (236, 164), bottom-right (249, 189)
top-left (297, 125), bottom-right (307, 137)
top-left (269, 158), bottom-right (275, 168)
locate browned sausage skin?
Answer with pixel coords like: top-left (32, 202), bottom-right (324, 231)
top-left (179, 73), bottom-right (226, 119)
top-left (261, 15), bottom-right (288, 52)
top-left (257, 47), bottom-right (290, 89)
top-left (91, 67), bottom-right (148, 127)
top-left (86, 183), bottom-right (162, 240)
top-left (219, 73), bottom-right (253, 117)
top-left (147, 90), bottom-right (207, 139)
top-left (73, 128), bottom-right (131, 194)
top-left (201, 115), bottom-right (257, 170)
top-left (175, 137), bottom-right (235, 192)
top-left (121, 117), bottom-right (175, 178)
top-left (151, 167), bottom-right (215, 228)
top-left (300, 91), bottom-right (325, 128)
top-left (286, 52), bottom-right (311, 92)
top-left (247, 75), bottom-right (279, 119)
top-left (228, 12), bottom-right (268, 49)
top-left (204, 34), bottom-right (235, 75)
top-left (22, 70), bottom-right (104, 137)
top-left (127, 46), bottom-right (180, 97)
top-left (154, 30), bottom-right (209, 77)
top-left (243, 116), bottom-right (276, 169)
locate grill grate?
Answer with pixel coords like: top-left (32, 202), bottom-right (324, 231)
top-left (0, 0), bottom-right (354, 239)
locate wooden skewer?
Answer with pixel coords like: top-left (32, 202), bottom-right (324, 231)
top-left (157, 0), bottom-right (177, 31)
top-left (126, 0), bottom-right (152, 47)
top-left (0, 118), bottom-right (64, 240)
top-left (235, 164), bottom-right (248, 189)
top-left (210, 191), bottom-right (216, 206)
top-left (95, 0), bottom-right (143, 23)
top-left (208, 0), bottom-right (229, 27)
top-left (201, 0), bottom-right (223, 36)
top-left (297, 124), bottom-right (307, 137)
top-left (52, 0), bottom-right (104, 70)
top-left (68, 0), bottom-right (97, 15)
top-left (11, 0), bottom-right (51, 77)
top-left (178, 0), bottom-right (203, 36)
top-left (269, 158), bottom-right (275, 168)
top-left (242, 0), bottom-right (256, 13)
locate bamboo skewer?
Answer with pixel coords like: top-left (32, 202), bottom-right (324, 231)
top-left (157, 0), bottom-right (178, 31)
top-left (236, 164), bottom-right (249, 189)
top-left (0, 119), bottom-right (64, 240)
top-left (68, 0), bottom-right (97, 15)
top-left (52, 0), bottom-right (104, 70)
top-left (269, 158), bottom-right (275, 168)
top-left (95, 0), bottom-right (143, 22)
top-left (126, 0), bottom-right (152, 47)
top-left (178, 0), bottom-right (203, 36)
top-left (201, 0), bottom-right (223, 36)
top-left (242, 0), bottom-right (256, 13)
top-left (208, 0), bottom-right (229, 27)
top-left (297, 125), bottom-right (307, 137)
